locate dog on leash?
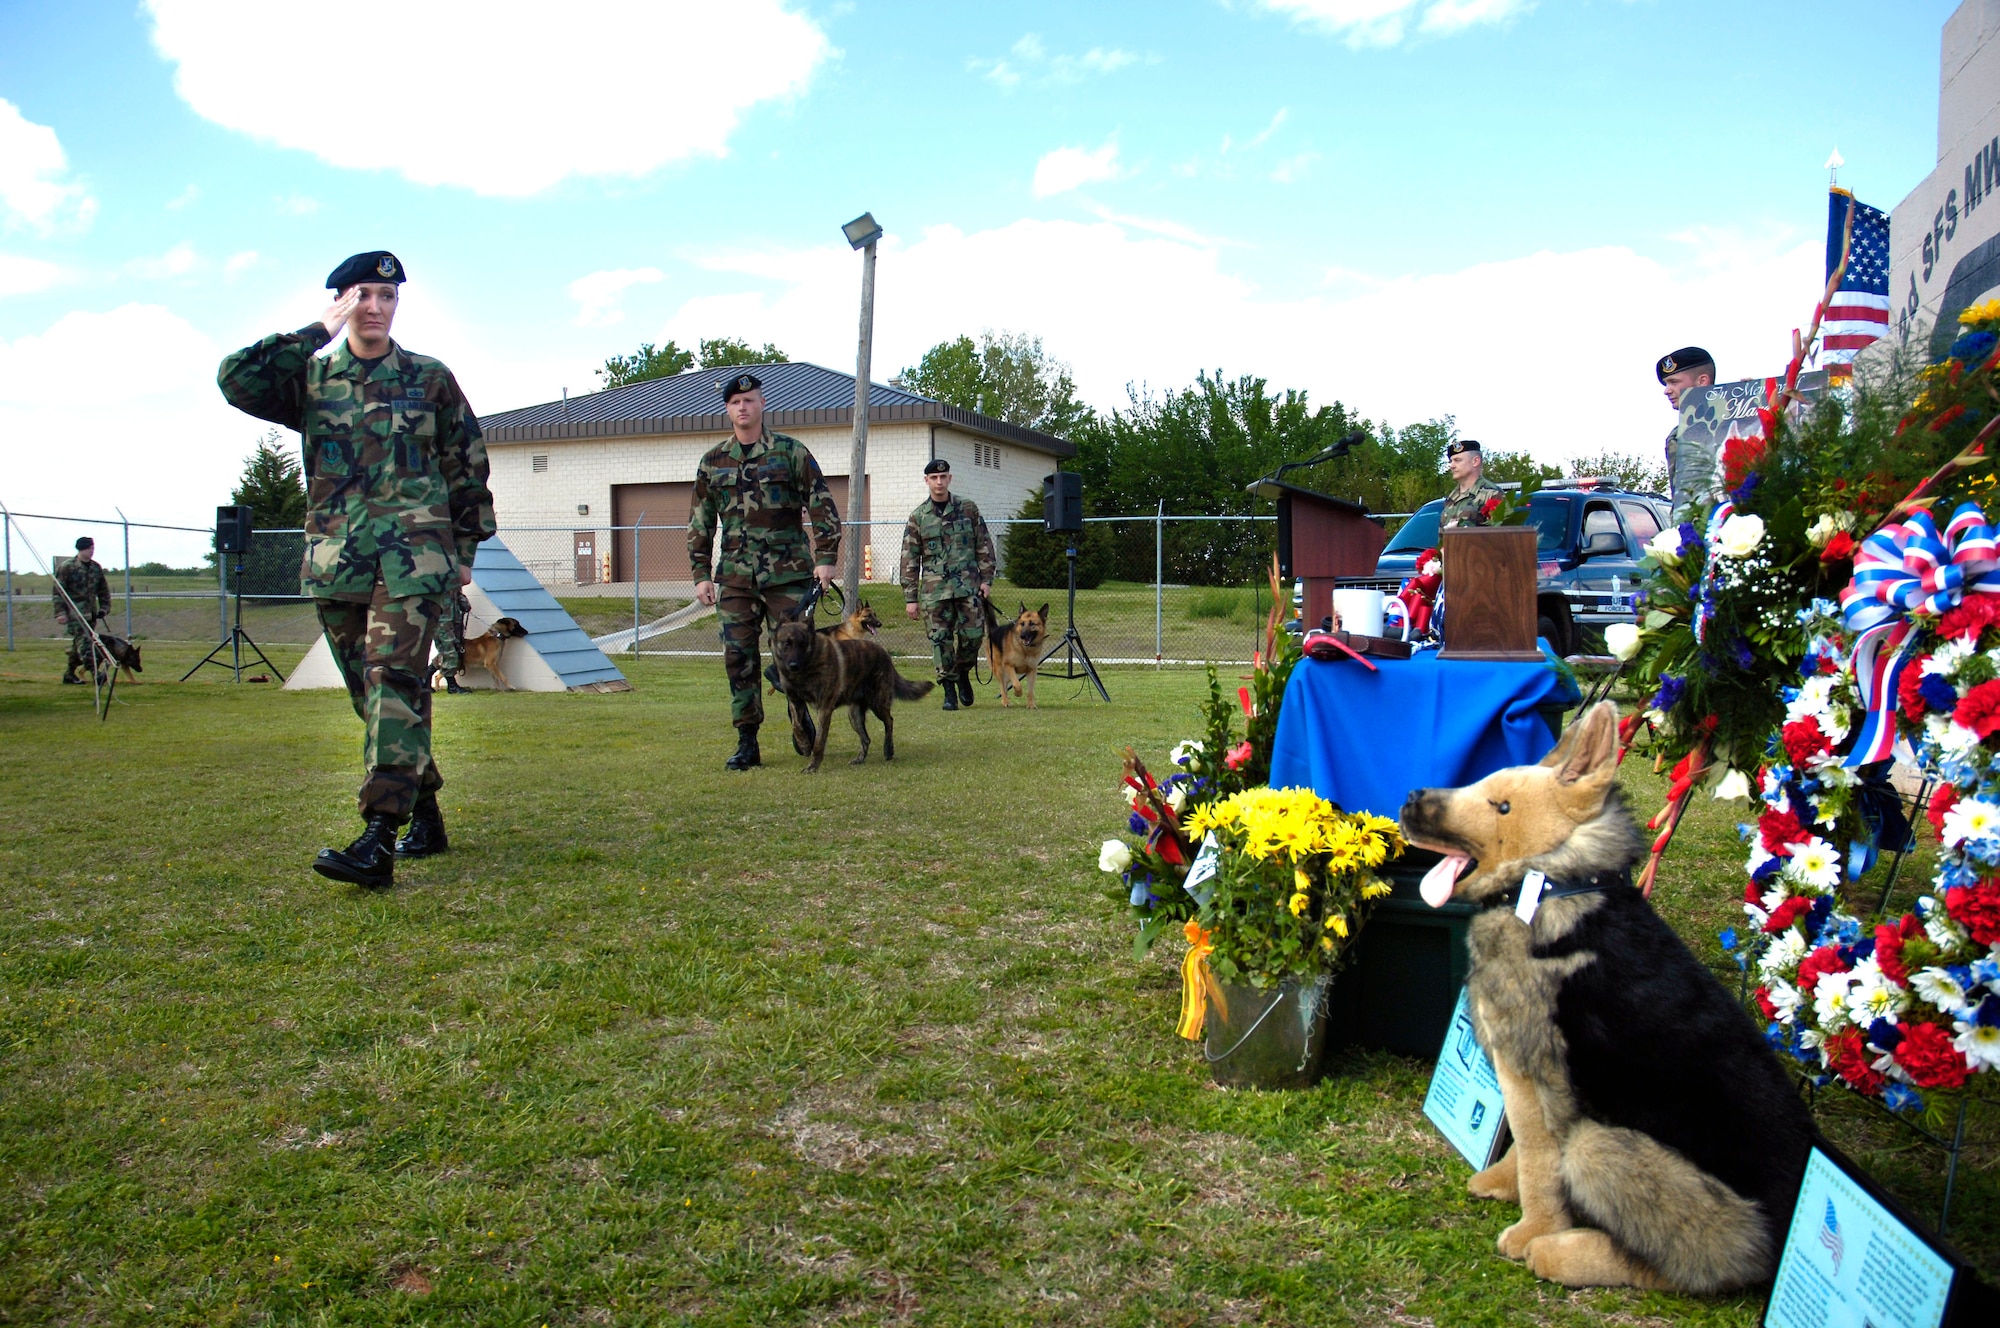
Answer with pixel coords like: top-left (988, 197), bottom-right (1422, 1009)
top-left (454, 617), bottom-right (526, 690)
top-left (982, 600), bottom-right (1048, 708)
top-left (1398, 701), bottom-right (1814, 1294)
top-left (97, 634), bottom-right (143, 683)
top-left (827, 603), bottom-right (882, 640)
top-left (770, 619), bottom-right (932, 772)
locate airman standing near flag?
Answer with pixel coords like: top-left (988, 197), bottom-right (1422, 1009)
top-left (1438, 440), bottom-right (1505, 529)
top-left (53, 536), bottom-right (111, 684)
top-left (216, 250), bottom-right (495, 888)
top-left (688, 373), bottom-right (842, 771)
top-left (899, 458), bottom-right (995, 710)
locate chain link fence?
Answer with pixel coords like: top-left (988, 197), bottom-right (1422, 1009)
top-left (4, 506), bottom-right (1410, 664)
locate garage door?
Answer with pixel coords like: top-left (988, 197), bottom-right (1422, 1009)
top-left (610, 475), bottom-right (864, 583)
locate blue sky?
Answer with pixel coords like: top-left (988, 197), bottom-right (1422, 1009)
top-left (0, 0), bottom-right (1960, 564)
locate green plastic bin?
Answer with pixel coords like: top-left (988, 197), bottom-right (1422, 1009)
top-left (1324, 848), bottom-right (1477, 1058)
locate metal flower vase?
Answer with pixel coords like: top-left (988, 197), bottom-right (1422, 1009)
top-left (1203, 973), bottom-right (1333, 1090)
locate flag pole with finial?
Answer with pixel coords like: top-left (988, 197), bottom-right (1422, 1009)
top-left (1825, 147), bottom-right (1844, 188)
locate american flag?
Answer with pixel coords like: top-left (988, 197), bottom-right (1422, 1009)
top-left (1818, 1197), bottom-right (1845, 1273)
top-left (1823, 188), bottom-right (1891, 378)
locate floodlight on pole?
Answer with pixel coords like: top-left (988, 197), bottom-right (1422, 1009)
top-left (843, 213), bottom-right (881, 604)
top-left (842, 212), bottom-right (883, 250)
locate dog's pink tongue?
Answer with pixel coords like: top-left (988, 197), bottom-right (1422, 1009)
top-left (1420, 854), bottom-right (1469, 908)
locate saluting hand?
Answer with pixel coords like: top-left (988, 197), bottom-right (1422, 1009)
top-left (320, 287), bottom-right (361, 339)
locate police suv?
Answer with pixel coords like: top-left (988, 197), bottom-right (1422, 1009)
top-left (1338, 479), bottom-right (1669, 657)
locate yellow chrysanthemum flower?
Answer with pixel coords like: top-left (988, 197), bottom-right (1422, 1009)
top-left (1362, 880), bottom-right (1392, 900)
top-left (1324, 913), bottom-right (1349, 938)
top-left (1288, 891), bottom-right (1310, 916)
top-left (1962, 298), bottom-right (2000, 329)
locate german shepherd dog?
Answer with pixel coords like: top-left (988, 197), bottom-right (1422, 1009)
top-left (95, 633), bottom-right (143, 684)
top-left (459, 617), bottom-right (527, 690)
top-left (1398, 702), bottom-right (1814, 1293)
top-left (982, 600), bottom-right (1048, 708)
top-left (770, 619), bottom-right (932, 772)
top-left (828, 603), bottom-right (882, 640)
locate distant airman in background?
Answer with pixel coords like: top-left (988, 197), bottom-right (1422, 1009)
top-left (899, 458), bottom-right (996, 710)
top-left (53, 535), bottom-right (111, 684)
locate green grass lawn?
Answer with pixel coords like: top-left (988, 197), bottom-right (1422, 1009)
top-left (1, 640), bottom-right (1992, 1326)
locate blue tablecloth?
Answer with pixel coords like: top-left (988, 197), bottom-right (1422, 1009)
top-left (1268, 648), bottom-right (1578, 817)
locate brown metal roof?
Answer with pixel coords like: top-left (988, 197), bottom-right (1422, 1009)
top-left (479, 360), bottom-right (1075, 458)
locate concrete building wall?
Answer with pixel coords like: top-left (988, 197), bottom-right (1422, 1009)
top-left (486, 422), bottom-right (1055, 588)
top-left (1890, 0), bottom-right (2000, 356)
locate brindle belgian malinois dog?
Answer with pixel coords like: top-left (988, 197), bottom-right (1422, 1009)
top-left (770, 619), bottom-right (933, 772)
top-left (1399, 701), bottom-right (1815, 1293)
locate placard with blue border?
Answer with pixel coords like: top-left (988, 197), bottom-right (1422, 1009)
top-left (1421, 986), bottom-right (1509, 1170)
top-left (1763, 1143), bottom-right (1996, 1328)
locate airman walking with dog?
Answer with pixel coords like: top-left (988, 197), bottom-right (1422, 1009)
top-left (434, 584), bottom-right (471, 694)
top-left (899, 458), bottom-right (996, 710)
top-left (216, 250), bottom-right (495, 887)
top-left (53, 535), bottom-right (111, 684)
top-left (689, 372), bottom-right (842, 771)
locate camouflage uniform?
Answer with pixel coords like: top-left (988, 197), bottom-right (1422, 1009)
top-left (217, 323), bottom-right (494, 818)
top-left (435, 586), bottom-right (469, 673)
top-left (899, 495), bottom-right (996, 682)
top-left (53, 555), bottom-right (111, 680)
top-left (686, 429), bottom-right (841, 729)
top-left (1440, 478), bottom-right (1505, 529)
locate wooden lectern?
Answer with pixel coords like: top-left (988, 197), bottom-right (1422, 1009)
top-left (1246, 479), bottom-right (1386, 628)
top-left (1439, 526), bottom-right (1543, 662)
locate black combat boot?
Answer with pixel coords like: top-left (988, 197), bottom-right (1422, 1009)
top-left (956, 673), bottom-right (975, 708)
top-left (940, 674), bottom-right (959, 711)
top-left (312, 815), bottom-right (401, 888)
top-left (394, 794), bottom-right (449, 858)
top-left (725, 725), bottom-right (761, 771)
top-left (444, 670), bottom-right (468, 695)
top-left (61, 670), bottom-right (82, 684)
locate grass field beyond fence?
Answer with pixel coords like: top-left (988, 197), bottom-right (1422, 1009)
top-left (1, 642), bottom-right (1992, 1326)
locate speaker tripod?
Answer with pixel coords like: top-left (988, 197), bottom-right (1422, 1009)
top-left (182, 555), bottom-right (285, 683)
top-left (1038, 542), bottom-right (1109, 702)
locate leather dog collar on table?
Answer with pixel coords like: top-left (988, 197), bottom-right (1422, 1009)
top-left (1482, 868), bottom-right (1629, 912)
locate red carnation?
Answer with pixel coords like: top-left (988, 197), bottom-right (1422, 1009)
top-left (1722, 432), bottom-right (1768, 491)
top-left (1820, 531), bottom-right (1858, 564)
top-left (1753, 986), bottom-right (1780, 1020)
top-left (1929, 784), bottom-right (1960, 838)
top-left (1938, 594), bottom-right (2000, 642)
top-left (1900, 658), bottom-right (1935, 721)
top-left (1825, 1028), bottom-right (1887, 1093)
top-left (1797, 945), bottom-right (1850, 994)
top-left (1953, 678), bottom-right (2000, 739)
top-left (1945, 879), bottom-right (2000, 946)
top-left (1745, 879), bottom-right (1765, 905)
top-left (1480, 495), bottom-right (1501, 519)
top-left (1763, 896), bottom-right (1813, 934)
top-left (1760, 806), bottom-right (1812, 856)
top-left (1873, 914), bottom-right (1923, 984)
top-left (1891, 1020), bottom-right (1972, 1090)
top-left (1782, 717), bottom-right (1833, 767)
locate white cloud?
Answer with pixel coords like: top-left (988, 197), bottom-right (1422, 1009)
top-left (1260, 0), bottom-right (1532, 47)
top-left (1271, 152), bottom-right (1318, 184)
top-left (1033, 141), bottom-right (1123, 197)
top-left (145, 0), bottom-right (832, 197)
top-left (567, 266), bottom-right (665, 327)
top-left (275, 194), bottom-right (318, 217)
top-left (165, 183), bottom-right (199, 211)
top-left (0, 98), bottom-right (96, 233)
top-left (642, 216), bottom-right (1819, 480)
top-left (971, 33), bottom-right (1147, 90)
top-left (0, 253), bottom-right (66, 298)
top-left (224, 251), bottom-right (258, 280)
top-left (0, 304), bottom-right (244, 562)
top-left (127, 243), bottom-right (199, 280)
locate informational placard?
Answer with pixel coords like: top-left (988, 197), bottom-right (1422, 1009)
top-left (1183, 832), bottom-right (1220, 909)
top-left (1422, 986), bottom-right (1509, 1170)
top-left (1670, 371), bottom-right (1829, 518)
top-left (1764, 1147), bottom-right (1955, 1328)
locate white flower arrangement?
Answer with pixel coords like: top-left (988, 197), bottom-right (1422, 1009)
top-left (1712, 512), bottom-right (1767, 558)
top-left (1644, 526), bottom-right (1684, 564)
top-left (1604, 622), bottom-right (1642, 661)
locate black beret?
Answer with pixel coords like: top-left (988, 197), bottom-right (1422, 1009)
top-left (1445, 439), bottom-right (1481, 458)
top-left (325, 251), bottom-right (405, 290)
top-left (721, 372), bottom-right (762, 401)
top-left (75, 536), bottom-right (94, 550)
top-left (1655, 346), bottom-right (1714, 382)
top-left (923, 458), bottom-right (951, 475)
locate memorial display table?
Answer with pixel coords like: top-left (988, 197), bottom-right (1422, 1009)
top-left (1268, 647), bottom-right (1580, 1057)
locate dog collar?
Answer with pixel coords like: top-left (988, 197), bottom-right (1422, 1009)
top-left (1483, 868), bottom-right (1628, 912)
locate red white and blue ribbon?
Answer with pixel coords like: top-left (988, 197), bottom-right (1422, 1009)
top-left (1841, 504), bottom-right (2000, 766)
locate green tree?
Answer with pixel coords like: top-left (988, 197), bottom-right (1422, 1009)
top-left (231, 430), bottom-right (308, 526)
top-left (1564, 448), bottom-right (1669, 494)
top-left (698, 337), bottom-right (789, 369)
top-left (596, 341), bottom-right (695, 389)
top-left (897, 331), bottom-right (1090, 436)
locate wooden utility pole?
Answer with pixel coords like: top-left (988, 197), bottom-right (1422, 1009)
top-left (841, 213), bottom-right (882, 606)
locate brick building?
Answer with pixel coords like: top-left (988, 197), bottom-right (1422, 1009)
top-left (478, 361), bottom-right (1074, 589)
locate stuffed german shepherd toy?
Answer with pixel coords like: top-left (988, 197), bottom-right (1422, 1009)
top-left (1399, 701), bottom-right (1815, 1293)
